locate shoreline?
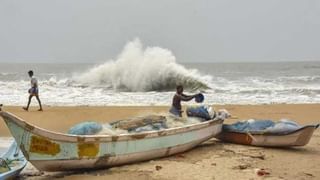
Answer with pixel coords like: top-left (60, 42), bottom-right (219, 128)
top-left (1, 104), bottom-right (319, 137)
top-left (2, 102), bottom-right (320, 107)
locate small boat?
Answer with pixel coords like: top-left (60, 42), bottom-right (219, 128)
top-left (216, 124), bottom-right (319, 147)
top-left (0, 110), bottom-right (223, 172)
top-left (0, 141), bottom-right (27, 180)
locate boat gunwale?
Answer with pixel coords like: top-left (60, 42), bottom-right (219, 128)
top-left (220, 124), bottom-right (319, 136)
top-left (0, 111), bottom-right (223, 143)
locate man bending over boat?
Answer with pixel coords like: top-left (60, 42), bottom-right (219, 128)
top-left (170, 85), bottom-right (199, 117)
top-left (23, 70), bottom-right (43, 111)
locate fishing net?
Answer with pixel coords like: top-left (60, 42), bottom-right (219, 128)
top-left (223, 119), bottom-right (301, 134)
top-left (68, 122), bottom-right (103, 135)
top-left (0, 158), bottom-right (10, 173)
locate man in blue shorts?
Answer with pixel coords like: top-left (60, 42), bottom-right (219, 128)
top-left (23, 70), bottom-right (43, 111)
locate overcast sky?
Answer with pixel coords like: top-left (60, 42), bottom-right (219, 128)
top-left (0, 0), bottom-right (319, 63)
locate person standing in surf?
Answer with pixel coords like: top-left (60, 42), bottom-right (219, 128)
top-left (23, 70), bottom-right (43, 111)
top-left (170, 85), bottom-right (198, 117)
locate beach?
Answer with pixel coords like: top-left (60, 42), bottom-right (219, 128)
top-left (1, 104), bottom-right (319, 179)
top-left (1, 1), bottom-right (320, 179)
top-left (1, 61), bottom-right (319, 180)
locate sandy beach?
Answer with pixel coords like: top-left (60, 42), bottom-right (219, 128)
top-left (0, 104), bottom-right (319, 180)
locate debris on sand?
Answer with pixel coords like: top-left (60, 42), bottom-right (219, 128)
top-left (233, 164), bottom-right (251, 170)
top-left (304, 172), bottom-right (314, 177)
top-left (247, 153), bottom-right (265, 160)
top-left (155, 165), bottom-right (162, 171)
top-left (222, 148), bottom-right (265, 160)
top-left (255, 168), bottom-right (270, 176)
top-left (175, 154), bottom-right (186, 158)
top-left (22, 171), bottom-right (44, 177)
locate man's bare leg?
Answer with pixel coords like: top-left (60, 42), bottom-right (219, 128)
top-left (23, 95), bottom-right (33, 111)
top-left (35, 95), bottom-right (43, 111)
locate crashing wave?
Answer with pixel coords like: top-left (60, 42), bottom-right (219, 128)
top-left (75, 38), bottom-right (211, 92)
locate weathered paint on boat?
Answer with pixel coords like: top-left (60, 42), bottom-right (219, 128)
top-left (216, 124), bottom-right (319, 147)
top-left (0, 141), bottom-right (27, 180)
top-left (0, 111), bottom-right (223, 171)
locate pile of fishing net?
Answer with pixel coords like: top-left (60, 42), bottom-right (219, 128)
top-left (68, 115), bottom-right (201, 135)
top-left (68, 105), bottom-right (230, 135)
top-left (223, 119), bottom-right (301, 134)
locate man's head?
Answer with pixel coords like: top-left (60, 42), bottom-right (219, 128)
top-left (176, 85), bottom-right (183, 94)
top-left (28, 70), bottom-right (34, 77)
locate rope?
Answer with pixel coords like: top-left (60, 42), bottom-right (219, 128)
top-left (13, 144), bottom-right (20, 157)
top-left (246, 131), bottom-right (257, 142)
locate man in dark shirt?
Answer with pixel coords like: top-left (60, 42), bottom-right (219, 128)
top-left (169, 85), bottom-right (198, 117)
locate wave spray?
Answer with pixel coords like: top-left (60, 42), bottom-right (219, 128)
top-left (76, 38), bottom-right (211, 91)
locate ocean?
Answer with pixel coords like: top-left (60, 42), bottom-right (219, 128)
top-left (0, 61), bottom-right (319, 106)
top-left (0, 41), bottom-right (319, 106)
top-left (0, 137), bottom-right (13, 155)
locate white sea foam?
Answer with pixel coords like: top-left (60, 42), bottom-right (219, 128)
top-left (1, 75), bottom-right (320, 106)
top-left (0, 137), bottom-right (13, 156)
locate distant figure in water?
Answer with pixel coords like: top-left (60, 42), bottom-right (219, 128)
top-left (170, 85), bottom-right (199, 117)
top-left (23, 70), bottom-right (43, 111)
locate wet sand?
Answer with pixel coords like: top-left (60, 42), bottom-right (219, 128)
top-left (0, 104), bottom-right (319, 179)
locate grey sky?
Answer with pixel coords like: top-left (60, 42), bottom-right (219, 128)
top-left (0, 0), bottom-right (319, 63)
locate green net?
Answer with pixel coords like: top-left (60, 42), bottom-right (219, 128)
top-left (0, 158), bottom-right (10, 173)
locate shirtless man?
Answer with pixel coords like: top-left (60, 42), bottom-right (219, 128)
top-left (169, 85), bottom-right (199, 117)
top-left (23, 70), bottom-right (43, 111)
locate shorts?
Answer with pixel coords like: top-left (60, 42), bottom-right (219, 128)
top-left (28, 87), bottom-right (39, 95)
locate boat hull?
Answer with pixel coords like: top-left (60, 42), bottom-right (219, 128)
top-left (0, 141), bottom-right (27, 180)
top-left (216, 125), bottom-right (319, 147)
top-left (30, 136), bottom-right (208, 171)
top-left (0, 111), bottom-right (223, 171)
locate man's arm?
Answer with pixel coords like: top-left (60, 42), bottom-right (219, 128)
top-left (178, 93), bottom-right (197, 101)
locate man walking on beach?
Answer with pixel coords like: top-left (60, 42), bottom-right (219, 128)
top-left (23, 70), bottom-right (43, 111)
top-left (170, 85), bottom-right (198, 117)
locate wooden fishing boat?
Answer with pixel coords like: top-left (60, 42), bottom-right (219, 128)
top-left (0, 110), bottom-right (223, 172)
top-left (0, 141), bottom-right (27, 180)
top-left (216, 124), bottom-right (319, 147)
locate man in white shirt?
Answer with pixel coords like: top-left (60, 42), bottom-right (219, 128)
top-left (23, 70), bottom-right (43, 111)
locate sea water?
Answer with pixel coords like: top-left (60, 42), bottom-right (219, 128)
top-left (0, 138), bottom-right (13, 156)
top-left (0, 39), bottom-right (319, 106)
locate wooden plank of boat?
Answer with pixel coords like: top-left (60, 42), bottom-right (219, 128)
top-left (0, 110), bottom-right (223, 172)
top-left (0, 141), bottom-right (27, 180)
top-left (216, 124), bottom-right (319, 147)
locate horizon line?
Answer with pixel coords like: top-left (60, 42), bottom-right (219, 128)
top-left (0, 60), bottom-right (319, 64)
